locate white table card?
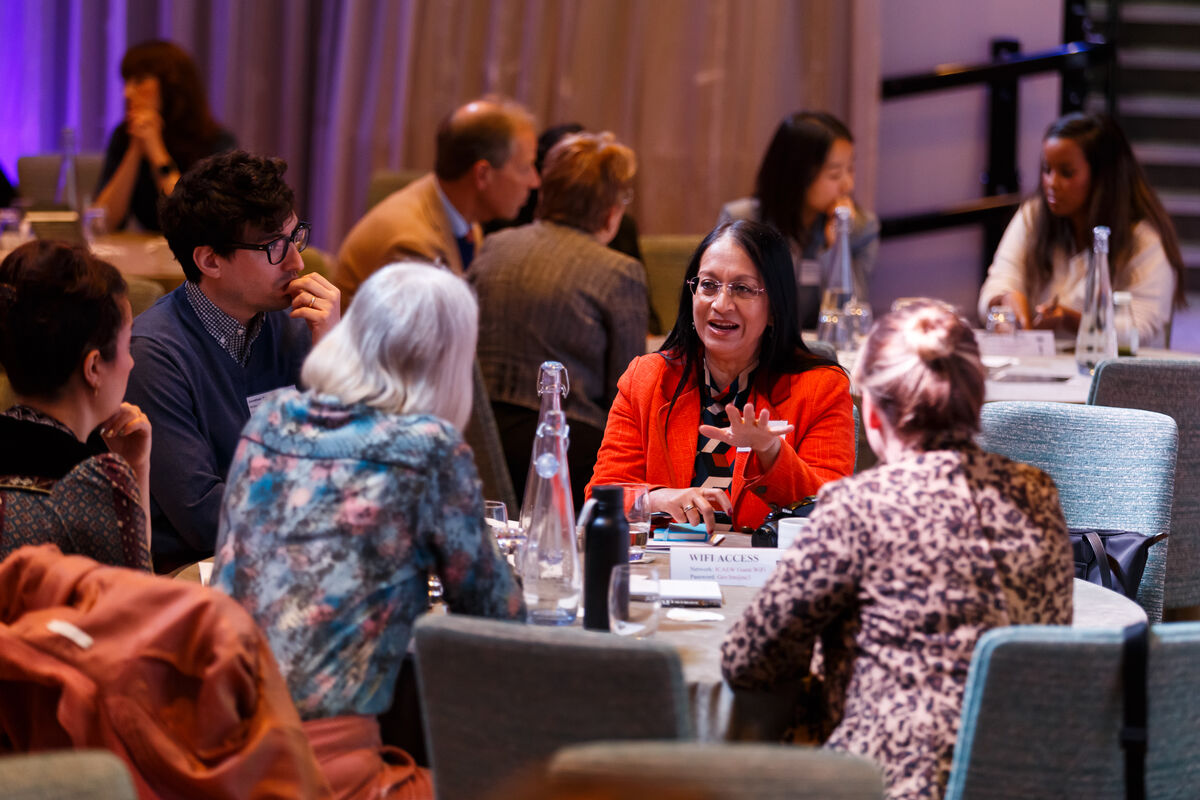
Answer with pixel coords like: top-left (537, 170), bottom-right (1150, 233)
top-left (669, 547), bottom-right (783, 587)
top-left (975, 330), bottom-right (1057, 357)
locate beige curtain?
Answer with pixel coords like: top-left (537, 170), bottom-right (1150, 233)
top-left (316, 0), bottom-right (881, 245)
top-left (5, 0), bottom-right (880, 249)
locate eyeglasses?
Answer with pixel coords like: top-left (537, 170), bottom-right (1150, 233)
top-left (686, 277), bottom-right (766, 302)
top-left (230, 220), bottom-right (311, 265)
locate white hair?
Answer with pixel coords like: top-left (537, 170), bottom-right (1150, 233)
top-left (302, 262), bottom-right (478, 429)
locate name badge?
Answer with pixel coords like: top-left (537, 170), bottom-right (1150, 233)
top-left (799, 258), bottom-right (822, 286)
top-left (246, 385), bottom-right (295, 415)
top-left (669, 547), bottom-right (783, 587)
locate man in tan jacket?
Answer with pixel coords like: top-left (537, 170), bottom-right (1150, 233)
top-left (334, 98), bottom-right (539, 307)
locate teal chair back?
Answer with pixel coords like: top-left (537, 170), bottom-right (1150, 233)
top-left (945, 623), bottom-right (1200, 799)
top-left (1090, 358), bottom-right (1200, 616)
top-left (977, 401), bottom-right (1177, 622)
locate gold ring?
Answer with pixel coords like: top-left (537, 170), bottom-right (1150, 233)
top-left (308, 294), bottom-right (318, 308)
top-left (682, 504), bottom-right (695, 513)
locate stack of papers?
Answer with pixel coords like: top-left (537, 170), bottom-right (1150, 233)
top-left (631, 577), bottom-right (724, 607)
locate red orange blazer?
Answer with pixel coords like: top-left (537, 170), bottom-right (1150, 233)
top-left (588, 353), bottom-right (855, 530)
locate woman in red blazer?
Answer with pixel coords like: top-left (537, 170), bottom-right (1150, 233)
top-left (588, 219), bottom-right (855, 532)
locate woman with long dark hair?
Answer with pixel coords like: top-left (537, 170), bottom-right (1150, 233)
top-left (979, 112), bottom-right (1184, 346)
top-left (94, 40), bottom-right (236, 232)
top-left (721, 111), bottom-right (879, 329)
top-left (587, 219), bottom-right (855, 532)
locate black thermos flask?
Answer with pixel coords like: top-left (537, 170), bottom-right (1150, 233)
top-left (583, 485), bottom-right (630, 631)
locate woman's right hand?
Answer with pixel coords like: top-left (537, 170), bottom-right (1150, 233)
top-left (648, 486), bottom-right (733, 534)
top-left (100, 402), bottom-right (152, 472)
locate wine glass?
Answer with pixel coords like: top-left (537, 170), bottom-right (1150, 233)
top-left (485, 500), bottom-right (524, 573)
top-left (608, 564), bottom-right (660, 639)
top-left (986, 305), bottom-right (1019, 335)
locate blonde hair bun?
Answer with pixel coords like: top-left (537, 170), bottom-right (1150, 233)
top-left (905, 308), bottom-right (957, 363)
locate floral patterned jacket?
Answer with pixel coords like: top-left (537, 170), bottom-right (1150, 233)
top-left (214, 390), bottom-right (525, 720)
top-left (721, 439), bottom-right (1074, 800)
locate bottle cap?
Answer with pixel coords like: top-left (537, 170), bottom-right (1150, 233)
top-left (591, 485), bottom-right (625, 507)
top-left (1092, 225), bottom-right (1110, 253)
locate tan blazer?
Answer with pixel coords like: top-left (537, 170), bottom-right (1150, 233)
top-left (334, 172), bottom-right (482, 306)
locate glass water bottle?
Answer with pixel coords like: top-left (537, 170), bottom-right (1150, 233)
top-left (1076, 226), bottom-right (1117, 375)
top-left (816, 206), bottom-right (853, 349)
top-left (519, 362), bottom-right (581, 625)
top-left (55, 127), bottom-right (79, 212)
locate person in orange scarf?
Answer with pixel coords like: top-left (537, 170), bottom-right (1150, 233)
top-left (588, 219), bottom-right (854, 532)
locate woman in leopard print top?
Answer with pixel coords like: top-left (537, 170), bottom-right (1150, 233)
top-left (721, 300), bottom-right (1073, 800)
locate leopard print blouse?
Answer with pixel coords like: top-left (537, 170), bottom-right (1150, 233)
top-left (721, 439), bottom-right (1073, 800)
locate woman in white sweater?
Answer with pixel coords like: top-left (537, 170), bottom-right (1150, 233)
top-left (978, 112), bottom-right (1184, 346)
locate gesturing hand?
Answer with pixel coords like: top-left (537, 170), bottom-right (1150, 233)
top-left (698, 402), bottom-right (792, 470)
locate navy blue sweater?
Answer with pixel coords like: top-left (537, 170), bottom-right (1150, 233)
top-left (125, 285), bottom-right (311, 569)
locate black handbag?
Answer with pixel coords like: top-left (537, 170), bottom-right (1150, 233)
top-left (1070, 528), bottom-right (1168, 600)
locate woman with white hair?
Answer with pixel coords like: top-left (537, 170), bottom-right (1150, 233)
top-left (213, 262), bottom-right (524, 800)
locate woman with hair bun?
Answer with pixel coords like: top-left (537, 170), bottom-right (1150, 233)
top-left (721, 300), bottom-right (1073, 800)
top-left (0, 240), bottom-right (152, 569)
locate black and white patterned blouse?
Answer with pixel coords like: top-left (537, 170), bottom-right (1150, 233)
top-left (691, 360), bottom-right (757, 495)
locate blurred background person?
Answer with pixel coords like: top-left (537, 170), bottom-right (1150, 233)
top-left (0, 240), bottom-right (152, 569)
top-left (93, 40), bottom-right (236, 232)
top-left (213, 262), bottom-right (523, 799)
top-left (588, 219), bottom-right (854, 532)
top-left (720, 111), bottom-right (879, 330)
top-left (978, 111), bottom-right (1185, 347)
top-left (722, 300), bottom-right (1073, 800)
top-left (472, 131), bottom-right (647, 508)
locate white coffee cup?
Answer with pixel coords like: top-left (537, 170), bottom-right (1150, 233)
top-left (777, 517), bottom-right (809, 549)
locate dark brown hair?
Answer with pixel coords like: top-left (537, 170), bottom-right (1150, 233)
top-left (853, 300), bottom-right (984, 449)
top-left (1027, 112), bottom-right (1185, 308)
top-left (121, 40), bottom-right (223, 171)
top-left (536, 132), bottom-right (636, 233)
top-left (0, 241), bottom-right (127, 398)
top-left (754, 111), bottom-right (853, 250)
top-left (158, 150), bottom-right (295, 282)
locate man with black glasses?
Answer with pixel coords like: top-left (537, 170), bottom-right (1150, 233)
top-left (125, 150), bottom-right (340, 572)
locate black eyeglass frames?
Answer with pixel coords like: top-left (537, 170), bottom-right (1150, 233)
top-left (229, 220), bottom-right (311, 265)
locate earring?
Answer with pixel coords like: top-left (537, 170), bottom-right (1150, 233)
top-left (92, 383), bottom-right (99, 398)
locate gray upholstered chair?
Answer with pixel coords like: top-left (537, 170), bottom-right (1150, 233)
top-left (365, 168), bottom-right (424, 210)
top-left (413, 615), bottom-right (690, 800)
top-left (549, 741), bottom-right (885, 799)
top-left (0, 750), bottom-right (137, 799)
top-left (125, 276), bottom-right (164, 318)
top-left (978, 401), bottom-right (1177, 622)
top-left (945, 623), bottom-right (1200, 799)
top-left (1090, 358), bottom-right (1200, 620)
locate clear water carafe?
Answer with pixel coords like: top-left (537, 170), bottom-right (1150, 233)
top-left (1076, 226), bottom-right (1117, 375)
top-left (519, 362), bottom-right (580, 625)
top-left (816, 206), bottom-right (854, 349)
top-left (55, 127), bottom-right (79, 212)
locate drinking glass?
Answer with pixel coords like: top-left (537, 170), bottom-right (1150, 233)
top-left (842, 299), bottom-right (873, 351)
top-left (81, 207), bottom-right (107, 244)
top-left (608, 564), bottom-right (660, 639)
top-left (618, 482), bottom-right (651, 548)
top-left (486, 500), bottom-right (524, 573)
top-left (986, 305), bottom-right (1019, 335)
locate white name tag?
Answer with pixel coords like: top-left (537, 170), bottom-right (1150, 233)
top-left (246, 385), bottom-right (295, 415)
top-left (799, 259), bottom-right (822, 286)
top-left (975, 330), bottom-right (1056, 357)
top-left (670, 547), bottom-right (783, 587)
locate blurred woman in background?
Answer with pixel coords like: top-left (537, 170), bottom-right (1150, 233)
top-left (94, 40), bottom-right (236, 232)
top-left (0, 240), bottom-right (151, 569)
top-left (721, 111), bottom-right (879, 330)
top-left (978, 111), bottom-right (1184, 346)
top-left (722, 300), bottom-right (1073, 800)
